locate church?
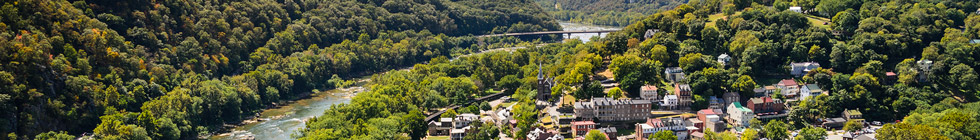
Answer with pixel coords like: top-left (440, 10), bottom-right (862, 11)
top-left (537, 63), bottom-right (555, 102)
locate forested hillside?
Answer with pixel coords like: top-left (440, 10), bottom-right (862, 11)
top-left (0, 0), bottom-right (559, 139)
top-left (535, 0), bottom-right (689, 26)
top-left (595, 0), bottom-right (980, 138)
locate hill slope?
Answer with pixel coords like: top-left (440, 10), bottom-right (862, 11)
top-left (0, 0), bottom-right (558, 139)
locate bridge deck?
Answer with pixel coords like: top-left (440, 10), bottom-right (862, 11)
top-left (477, 30), bottom-right (619, 37)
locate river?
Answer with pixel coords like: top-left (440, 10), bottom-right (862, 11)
top-left (209, 22), bottom-right (619, 140)
top-left (560, 22), bottom-right (622, 43)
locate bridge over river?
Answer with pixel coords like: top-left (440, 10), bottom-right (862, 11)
top-left (476, 30), bottom-right (620, 38)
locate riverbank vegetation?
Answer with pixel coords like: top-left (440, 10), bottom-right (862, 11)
top-left (0, 0), bottom-right (561, 139)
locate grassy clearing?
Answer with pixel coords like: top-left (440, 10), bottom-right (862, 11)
top-left (804, 14), bottom-right (831, 29)
top-left (562, 94), bottom-right (576, 105)
top-left (706, 11), bottom-right (830, 29)
top-left (705, 11), bottom-right (742, 28)
top-left (426, 136), bottom-right (450, 140)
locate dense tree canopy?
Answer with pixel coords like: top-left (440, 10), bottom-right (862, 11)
top-left (0, 0), bottom-right (562, 139)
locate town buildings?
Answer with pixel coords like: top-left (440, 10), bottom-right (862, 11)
top-left (790, 62), bottom-right (820, 77)
top-left (634, 116), bottom-right (691, 140)
top-left (709, 96), bottom-right (724, 109)
top-left (885, 72), bottom-right (897, 85)
top-left (717, 54), bottom-right (731, 66)
top-left (644, 29), bottom-right (660, 40)
top-left (448, 114), bottom-right (479, 140)
top-left (428, 118), bottom-right (453, 136)
top-left (674, 84), bottom-right (692, 108)
top-left (823, 117), bottom-right (847, 129)
top-left (777, 79), bottom-right (800, 98)
top-left (663, 95), bottom-right (679, 110)
top-left (789, 7), bottom-right (803, 13)
top-left (450, 127), bottom-right (471, 140)
top-left (571, 121), bottom-right (596, 137)
top-left (537, 63), bottom-right (555, 101)
top-left (527, 127), bottom-right (564, 140)
top-left (641, 85), bottom-right (659, 100)
top-left (665, 67), bottom-right (686, 83)
top-left (635, 118), bottom-right (665, 140)
top-left (843, 109), bottom-right (864, 124)
top-left (598, 127), bottom-right (618, 140)
top-left (727, 102), bottom-right (753, 128)
top-left (800, 84), bottom-right (823, 100)
top-left (917, 59), bottom-right (933, 82)
top-left (747, 97), bottom-right (784, 113)
top-left (574, 97), bottom-right (653, 121)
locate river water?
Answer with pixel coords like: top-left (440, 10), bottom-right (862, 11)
top-left (210, 22), bottom-right (618, 140)
top-left (560, 22), bottom-right (622, 43)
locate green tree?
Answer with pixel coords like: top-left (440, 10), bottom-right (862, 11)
top-left (33, 131), bottom-right (75, 140)
top-left (774, 0), bottom-right (791, 11)
top-left (650, 130), bottom-right (677, 140)
top-left (876, 123), bottom-right (950, 140)
top-left (463, 121), bottom-right (499, 140)
top-left (950, 64), bottom-right (979, 95)
top-left (497, 75), bottom-right (522, 90)
top-left (403, 110), bottom-right (427, 139)
top-left (692, 94), bottom-right (709, 110)
top-left (650, 45), bottom-right (671, 63)
top-left (732, 75), bottom-right (757, 101)
top-left (608, 87), bottom-right (624, 98)
top-left (742, 128), bottom-right (759, 140)
top-left (763, 120), bottom-right (789, 140)
top-left (513, 101), bottom-right (538, 140)
top-left (723, 4), bottom-right (737, 16)
top-left (441, 109), bottom-right (458, 118)
top-left (795, 126), bottom-right (827, 140)
top-left (729, 31), bottom-right (760, 55)
top-left (843, 120), bottom-right (863, 132)
top-left (575, 81), bottom-right (604, 99)
top-left (585, 129), bottom-right (607, 140)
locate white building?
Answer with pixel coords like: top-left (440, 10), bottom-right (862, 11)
top-left (454, 113), bottom-right (479, 128)
top-left (527, 127), bottom-right (564, 140)
top-left (727, 102), bottom-right (753, 128)
top-left (778, 79), bottom-right (800, 98)
top-left (450, 126), bottom-right (471, 140)
top-left (663, 95), bottom-right (678, 109)
top-left (789, 7), bottom-right (803, 13)
top-left (717, 53), bottom-right (731, 66)
top-left (665, 67), bottom-right (686, 83)
top-left (641, 85), bottom-right (659, 100)
top-left (917, 59), bottom-right (934, 82)
top-left (790, 62), bottom-right (820, 77)
top-left (645, 29), bottom-right (660, 40)
top-left (799, 84), bottom-right (823, 100)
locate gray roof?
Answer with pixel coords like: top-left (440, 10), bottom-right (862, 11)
top-left (666, 67), bottom-right (684, 73)
top-left (806, 84), bottom-right (822, 92)
top-left (676, 84), bottom-right (692, 91)
top-left (574, 101), bottom-right (591, 109)
top-left (591, 97), bottom-right (652, 106)
top-left (856, 134), bottom-right (875, 140)
top-left (598, 127), bottom-right (617, 133)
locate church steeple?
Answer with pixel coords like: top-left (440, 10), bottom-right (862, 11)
top-left (538, 62), bottom-right (544, 79)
